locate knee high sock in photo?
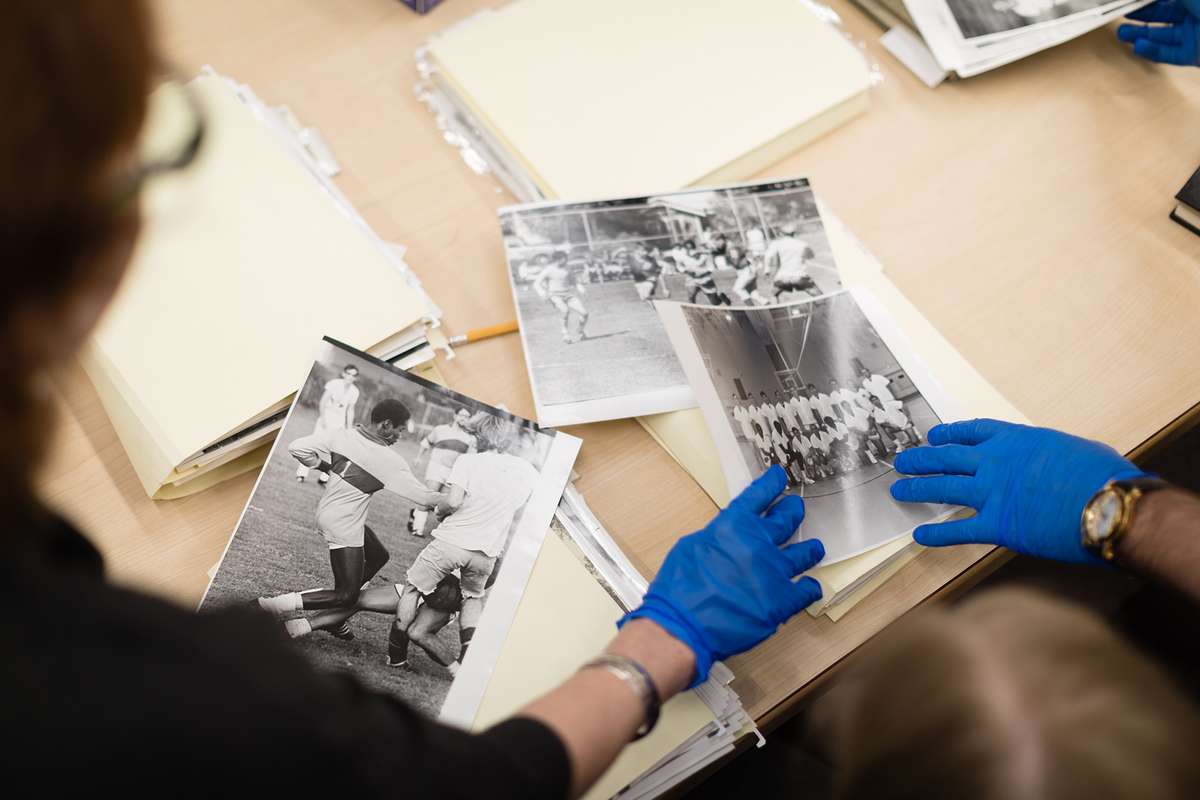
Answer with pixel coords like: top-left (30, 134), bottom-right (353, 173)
top-left (388, 622), bottom-right (410, 664)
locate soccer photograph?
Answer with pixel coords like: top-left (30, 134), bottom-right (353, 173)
top-left (498, 178), bottom-right (840, 427)
top-left (946, 0), bottom-right (1116, 40)
top-left (657, 290), bottom-right (956, 564)
top-left (201, 338), bottom-right (579, 724)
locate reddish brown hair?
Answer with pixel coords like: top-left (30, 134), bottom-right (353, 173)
top-left (0, 1), bottom-right (155, 521)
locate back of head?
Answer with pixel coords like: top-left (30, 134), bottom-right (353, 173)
top-left (471, 412), bottom-right (518, 453)
top-left (822, 588), bottom-right (1200, 800)
top-left (370, 398), bottom-right (411, 429)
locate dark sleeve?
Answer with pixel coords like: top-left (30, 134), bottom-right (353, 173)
top-left (193, 610), bottom-right (574, 800)
top-left (13, 573), bottom-right (573, 799)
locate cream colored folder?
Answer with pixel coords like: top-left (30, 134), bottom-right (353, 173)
top-left (84, 75), bottom-right (430, 498)
top-left (426, 0), bottom-right (872, 199)
top-left (638, 209), bottom-right (1030, 619)
top-left (474, 531), bottom-right (716, 800)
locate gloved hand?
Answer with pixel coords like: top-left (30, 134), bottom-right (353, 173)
top-left (890, 419), bottom-right (1147, 564)
top-left (619, 465), bottom-right (823, 687)
top-left (1117, 0), bottom-right (1200, 66)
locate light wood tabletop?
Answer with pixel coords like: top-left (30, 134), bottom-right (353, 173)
top-left (37, 0), bottom-right (1200, 727)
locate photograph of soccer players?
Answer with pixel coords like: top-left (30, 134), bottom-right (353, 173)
top-left (945, 0), bottom-right (1113, 39)
top-left (659, 291), bottom-right (952, 564)
top-left (499, 178), bottom-right (840, 426)
top-left (201, 338), bottom-right (579, 720)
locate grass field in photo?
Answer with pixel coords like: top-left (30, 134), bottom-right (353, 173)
top-left (519, 266), bottom-right (842, 408)
top-left (203, 405), bottom-right (457, 718)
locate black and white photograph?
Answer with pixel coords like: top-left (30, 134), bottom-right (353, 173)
top-left (946, 0), bottom-right (1121, 40)
top-left (201, 338), bottom-right (580, 725)
top-left (499, 178), bottom-right (840, 427)
top-left (657, 290), bottom-right (957, 564)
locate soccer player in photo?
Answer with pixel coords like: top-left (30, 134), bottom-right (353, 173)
top-left (388, 414), bottom-right (541, 670)
top-left (840, 399), bottom-right (880, 464)
top-left (751, 421), bottom-right (774, 472)
top-left (868, 394), bottom-right (923, 452)
top-left (674, 239), bottom-right (732, 306)
top-left (731, 394), bottom-right (756, 442)
top-left (782, 424), bottom-right (820, 489)
top-left (293, 574), bottom-right (466, 675)
top-left (805, 425), bottom-right (834, 480)
top-left (809, 382), bottom-right (836, 425)
top-left (408, 406), bottom-right (477, 538)
top-left (828, 378), bottom-right (857, 420)
top-left (764, 223), bottom-right (820, 302)
top-left (790, 386), bottom-right (818, 430)
top-left (628, 244), bottom-right (665, 303)
top-left (729, 244), bottom-right (757, 304)
top-left (256, 398), bottom-right (443, 634)
top-left (533, 250), bottom-right (590, 344)
top-left (296, 364), bottom-right (360, 484)
top-left (858, 364), bottom-right (898, 405)
top-left (769, 420), bottom-right (796, 486)
top-left (757, 390), bottom-right (780, 433)
top-left (789, 426), bottom-right (817, 485)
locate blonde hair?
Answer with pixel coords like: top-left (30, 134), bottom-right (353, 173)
top-left (470, 412), bottom-right (518, 453)
top-left (822, 588), bottom-right (1200, 800)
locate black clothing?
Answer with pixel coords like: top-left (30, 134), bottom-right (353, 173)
top-left (2, 515), bottom-right (570, 798)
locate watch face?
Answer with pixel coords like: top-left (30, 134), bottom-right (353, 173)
top-left (1086, 490), bottom-right (1123, 543)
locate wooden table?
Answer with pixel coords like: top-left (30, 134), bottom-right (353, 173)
top-left (38, 0), bottom-right (1200, 728)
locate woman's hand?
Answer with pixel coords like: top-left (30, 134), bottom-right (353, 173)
top-left (619, 465), bottom-right (824, 686)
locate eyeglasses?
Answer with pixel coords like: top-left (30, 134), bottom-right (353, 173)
top-left (110, 77), bottom-right (207, 212)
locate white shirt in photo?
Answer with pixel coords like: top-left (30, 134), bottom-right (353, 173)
top-left (433, 451), bottom-right (541, 558)
top-left (872, 401), bottom-right (910, 429)
top-left (732, 405), bottom-right (756, 439)
top-left (844, 405), bottom-right (871, 433)
top-left (791, 395), bottom-right (817, 426)
top-left (764, 237), bottom-right (812, 284)
top-left (770, 428), bottom-right (791, 458)
top-left (812, 393), bottom-right (835, 423)
top-left (862, 373), bottom-right (897, 405)
top-left (777, 402), bottom-right (799, 432)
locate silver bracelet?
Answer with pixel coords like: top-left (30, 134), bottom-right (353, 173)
top-left (580, 654), bottom-right (662, 740)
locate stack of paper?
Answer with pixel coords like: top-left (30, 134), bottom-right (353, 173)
top-left (892, 0), bottom-right (1149, 77)
top-left (471, 487), bottom-right (757, 800)
top-left (84, 71), bottom-right (441, 498)
top-left (419, 0), bottom-right (872, 201)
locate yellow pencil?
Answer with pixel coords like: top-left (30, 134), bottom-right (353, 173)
top-left (447, 320), bottom-right (519, 346)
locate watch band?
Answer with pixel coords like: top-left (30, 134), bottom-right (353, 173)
top-left (581, 654), bottom-right (662, 740)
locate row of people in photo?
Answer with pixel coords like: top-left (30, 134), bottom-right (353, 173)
top-left (750, 397), bottom-right (921, 488)
top-left (731, 368), bottom-right (913, 444)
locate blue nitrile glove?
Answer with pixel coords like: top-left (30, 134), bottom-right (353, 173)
top-left (890, 419), bottom-right (1147, 565)
top-left (619, 465), bottom-right (824, 687)
top-left (1117, 0), bottom-right (1200, 66)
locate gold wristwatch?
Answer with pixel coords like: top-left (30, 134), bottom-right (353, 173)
top-left (1080, 477), bottom-right (1169, 562)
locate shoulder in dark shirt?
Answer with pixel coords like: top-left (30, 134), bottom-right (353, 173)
top-left (0, 516), bottom-right (569, 799)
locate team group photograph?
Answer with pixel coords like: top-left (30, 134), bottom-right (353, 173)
top-left (669, 291), bottom-right (949, 562)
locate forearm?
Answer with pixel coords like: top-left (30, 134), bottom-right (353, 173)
top-left (519, 619), bottom-right (694, 799)
top-left (1118, 487), bottom-right (1200, 603)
